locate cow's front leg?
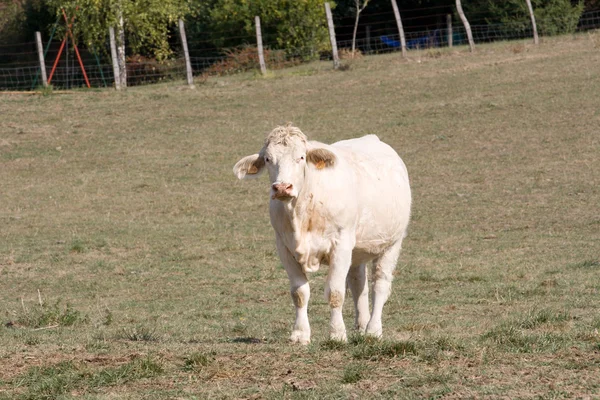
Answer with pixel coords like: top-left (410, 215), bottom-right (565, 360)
top-left (276, 235), bottom-right (311, 344)
top-left (325, 232), bottom-right (354, 342)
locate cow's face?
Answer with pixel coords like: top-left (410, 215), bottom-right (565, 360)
top-left (233, 125), bottom-right (336, 201)
top-left (263, 135), bottom-right (307, 200)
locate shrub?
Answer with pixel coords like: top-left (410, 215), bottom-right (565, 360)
top-left (126, 55), bottom-right (185, 86)
top-left (207, 0), bottom-right (332, 57)
top-left (204, 46), bottom-right (301, 76)
top-left (465, 0), bottom-right (584, 38)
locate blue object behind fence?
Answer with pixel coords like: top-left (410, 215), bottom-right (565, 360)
top-left (381, 30), bottom-right (443, 49)
top-left (380, 35), bottom-right (401, 48)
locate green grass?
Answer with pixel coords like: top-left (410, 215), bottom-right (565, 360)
top-left (182, 351), bottom-right (214, 372)
top-left (8, 298), bottom-right (86, 329)
top-left (5, 356), bottom-right (164, 400)
top-left (1, 34), bottom-right (600, 398)
top-left (341, 363), bottom-right (367, 384)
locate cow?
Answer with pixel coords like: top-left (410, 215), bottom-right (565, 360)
top-left (233, 124), bottom-right (411, 344)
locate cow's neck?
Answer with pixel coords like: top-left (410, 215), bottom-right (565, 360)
top-left (278, 189), bottom-right (314, 235)
top-left (281, 194), bottom-right (303, 225)
top-left (277, 188), bottom-right (327, 273)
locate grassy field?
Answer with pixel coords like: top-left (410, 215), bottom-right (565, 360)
top-left (1, 34), bottom-right (599, 399)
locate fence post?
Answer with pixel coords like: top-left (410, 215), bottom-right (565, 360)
top-left (456, 0), bottom-right (475, 52)
top-left (109, 27), bottom-right (121, 90)
top-left (525, 0), bottom-right (539, 45)
top-left (35, 32), bottom-right (48, 88)
top-left (178, 19), bottom-right (195, 88)
top-left (254, 16), bottom-right (267, 75)
top-left (390, 0), bottom-right (407, 57)
top-left (366, 25), bottom-right (371, 53)
top-left (324, 2), bottom-right (339, 70)
top-left (447, 14), bottom-right (453, 48)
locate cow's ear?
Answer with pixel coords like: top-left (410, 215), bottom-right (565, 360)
top-left (307, 148), bottom-right (336, 170)
top-left (233, 154), bottom-right (265, 180)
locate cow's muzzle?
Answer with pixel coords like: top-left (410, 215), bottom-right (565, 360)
top-left (271, 183), bottom-right (294, 200)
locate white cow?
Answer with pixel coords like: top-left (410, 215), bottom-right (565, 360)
top-left (233, 125), bottom-right (411, 344)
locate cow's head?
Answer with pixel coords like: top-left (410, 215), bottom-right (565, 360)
top-left (233, 125), bottom-right (336, 201)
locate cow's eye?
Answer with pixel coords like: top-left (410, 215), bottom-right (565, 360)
top-left (300, 155), bottom-right (305, 160)
top-left (265, 157), bottom-right (270, 163)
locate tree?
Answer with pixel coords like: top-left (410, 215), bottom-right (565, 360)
top-left (207, 0), bottom-right (333, 58)
top-left (0, 0), bottom-right (54, 45)
top-left (351, 0), bottom-right (370, 52)
top-left (45, 0), bottom-right (190, 58)
top-left (45, 0), bottom-right (190, 87)
top-left (463, 0), bottom-right (584, 37)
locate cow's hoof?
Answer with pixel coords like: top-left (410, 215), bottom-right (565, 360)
top-left (290, 330), bottom-right (311, 345)
top-left (329, 331), bottom-right (348, 342)
top-left (365, 326), bottom-right (383, 338)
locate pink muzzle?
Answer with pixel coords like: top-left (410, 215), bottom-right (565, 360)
top-left (271, 183), bottom-right (294, 200)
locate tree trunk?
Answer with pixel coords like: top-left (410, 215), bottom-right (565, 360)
top-left (456, 0), bottom-right (475, 52)
top-left (525, 0), bottom-right (539, 45)
top-left (117, 7), bottom-right (127, 87)
top-left (352, 0), bottom-right (370, 54)
top-left (352, 9), bottom-right (360, 52)
top-left (390, 0), bottom-right (407, 57)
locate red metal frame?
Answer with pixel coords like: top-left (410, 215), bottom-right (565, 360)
top-left (47, 8), bottom-right (91, 88)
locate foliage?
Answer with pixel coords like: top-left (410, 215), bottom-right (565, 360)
top-left (203, 45), bottom-right (299, 75)
top-left (0, 1), bottom-right (25, 44)
top-left (126, 55), bottom-right (185, 85)
top-left (207, 0), bottom-right (334, 58)
top-left (534, 0), bottom-right (585, 35)
top-left (0, 0), bottom-right (54, 49)
top-left (44, 0), bottom-right (191, 60)
top-left (464, 0), bottom-right (585, 36)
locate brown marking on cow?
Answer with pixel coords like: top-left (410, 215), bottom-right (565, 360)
top-left (329, 290), bottom-right (344, 308)
top-left (245, 156), bottom-right (265, 175)
top-left (307, 212), bottom-right (327, 233)
top-left (302, 197), bottom-right (327, 234)
top-left (307, 148), bottom-right (336, 169)
top-left (292, 290), bottom-right (305, 308)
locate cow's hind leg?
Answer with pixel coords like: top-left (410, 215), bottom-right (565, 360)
top-left (347, 263), bottom-right (369, 333)
top-left (366, 239), bottom-right (403, 337)
top-left (276, 236), bottom-right (311, 344)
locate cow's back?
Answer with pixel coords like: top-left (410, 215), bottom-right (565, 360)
top-left (332, 135), bottom-right (411, 259)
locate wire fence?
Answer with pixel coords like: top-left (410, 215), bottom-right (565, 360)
top-left (1, 8), bottom-right (599, 91)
